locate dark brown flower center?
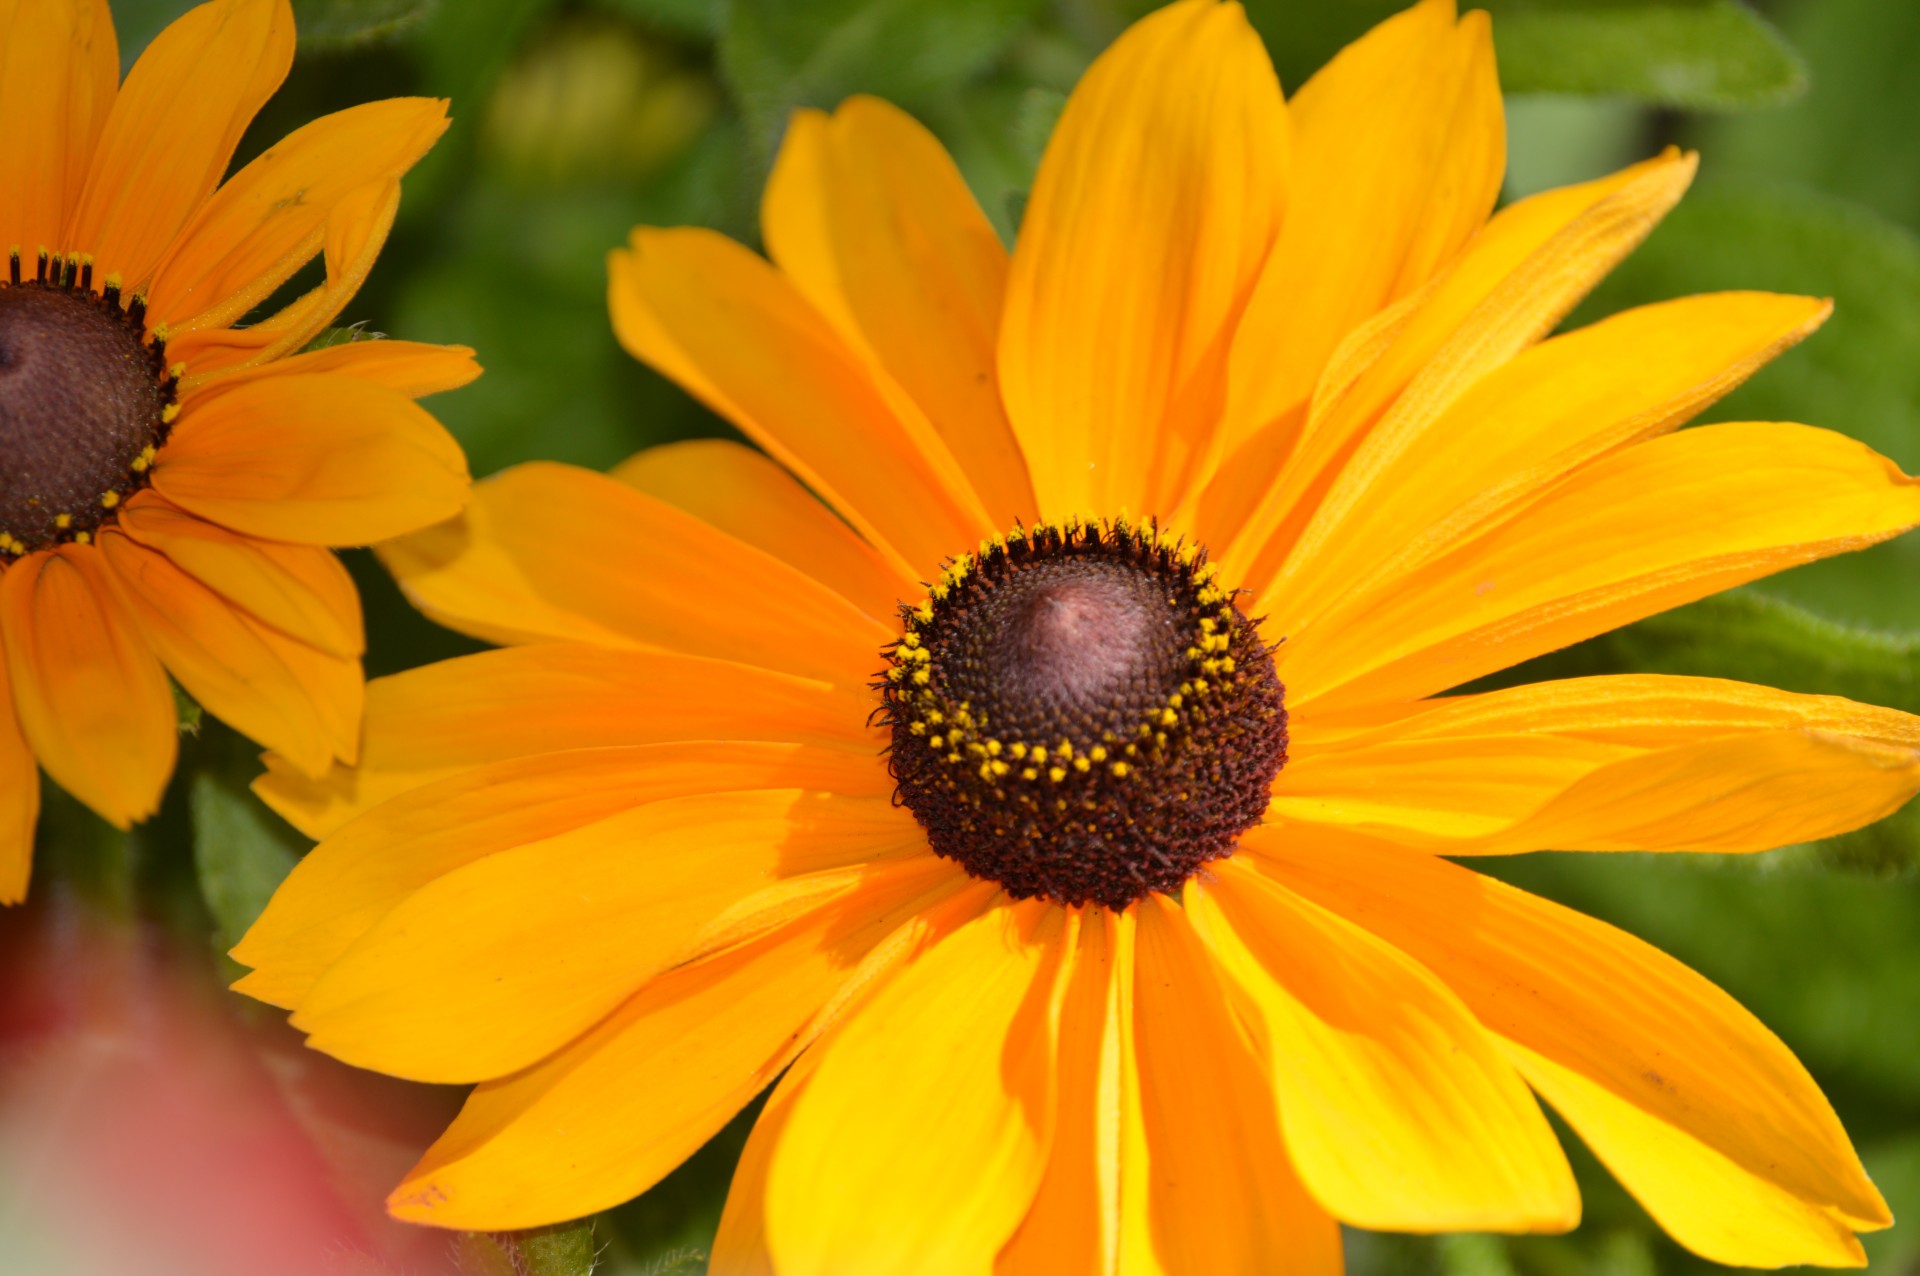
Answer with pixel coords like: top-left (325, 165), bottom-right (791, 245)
top-left (0, 252), bottom-right (174, 554)
top-left (881, 520), bottom-right (1288, 910)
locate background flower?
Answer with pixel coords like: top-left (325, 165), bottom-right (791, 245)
top-left (11, 1), bottom-right (1920, 1274)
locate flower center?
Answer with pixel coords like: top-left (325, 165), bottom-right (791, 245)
top-left (0, 252), bottom-right (175, 555)
top-left (881, 519), bottom-right (1288, 910)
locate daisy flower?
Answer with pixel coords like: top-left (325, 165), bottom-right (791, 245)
top-left (0, 0), bottom-right (472, 899)
top-left (238, 1), bottom-right (1917, 1270)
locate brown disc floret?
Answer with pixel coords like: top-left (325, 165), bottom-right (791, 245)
top-left (0, 250), bottom-right (177, 555)
top-left (880, 519), bottom-right (1288, 910)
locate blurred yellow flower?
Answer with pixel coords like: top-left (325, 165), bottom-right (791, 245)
top-left (239, 0), bottom-right (1916, 1269)
top-left (0, 0), bottom-right (475, 899)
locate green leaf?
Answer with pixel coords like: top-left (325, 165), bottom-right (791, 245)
top-left (1576, 180), bottom-right (1920, 629)
top-left (1481, 0), bottom-right (1807, 110)
top-left (719, 0), bottom-right (1044, 160)
top-left (289, 0), bottom-right (433, 51)
top-left (189, 765), bottom-right (306, 955)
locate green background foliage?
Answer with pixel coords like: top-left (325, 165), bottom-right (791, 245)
top-left (38, 0), bottom-right (1920, 1271)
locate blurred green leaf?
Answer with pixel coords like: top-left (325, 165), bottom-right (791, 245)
top-left (591, 0), bottom-right (714, 41)
top-left (290, 0), bottom-right (433, 51)
top-left (1482, 0), bottom-right (1806, 109)
top-left (1575, 180), bottom-right (1920, 628)
top-left (1701, 0), bottom-right (1920, 235)
top-left (719, 0), bottom-right (1044, 159)
top-left (189, 765), bottom-right (305, 954)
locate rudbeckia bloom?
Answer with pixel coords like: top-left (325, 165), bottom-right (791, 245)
top-left (0, 0), bottom-right (473, 899)
top-left (239, 0), bottom-right (1917, 1269)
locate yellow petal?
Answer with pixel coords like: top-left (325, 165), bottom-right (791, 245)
top-left (1285, 423), bottom-right (1920, 711)
top-left (216, 337), bottom-right (481, 399)
top-left (612, 438), bottom-right (913, 626)
top-left (1187, 860), bottom-right (1578, 1232)
top-left (1000, 0), bottom-right (1287, 521)
top-left (1131, 896), bottom-right (1341, 1273)
top-left (0, 636), bottom-right (40, 905)
top-left (0, 0), bottom-right (117, 256)
top-left (767, 900), bottom-right (1071, 1276)
top-left (252, 645), bottom-right (875, 839)
top-left (172, 177), bottom-right (403, 380)
top-left (389, 855), bottom-right (975, 1229)
top-left (998, 907), bottom-right (1128, 1276)
top-left (234, 740), bottom-right (891, 1009)
top-left (1216, 0), bottom-right (1500, 474)
top-left (1224, 149), bottom-right (1696, 586)
top-left (378, 461), bottom-right (885, 688)
top-left (65, 0), bottom-right (293, 287)
top-left (608, 225), bottom-right (989, 581)
top-left (97, 530), bottom-right (347, 777)
top-left (153, 372), bottom-right (469, 546)
top-left (710, 1045), bottom-right (823, 1276)
top-left (1274, 673), bottom-right (1920, 852)
top-left (1245, 830), bottom-right (1887, 1266)
top-left (0, 546), bottom-right (175, 828)
top-left (764, 96), bottom-right (1033, 528)
top-left (149, 97), bottom-right (448, 329)
top-left (118, 492), bottom-right (362, 658)
top-left (290, 789), bottom-right (929, 1083)
top-left (1277, 291), bottom-right (1831, 628)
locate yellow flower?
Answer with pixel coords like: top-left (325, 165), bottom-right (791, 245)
top-left (0, 0), bottom-right (473, 898)
top-left (240, 0), bottom-right (1915, 1269)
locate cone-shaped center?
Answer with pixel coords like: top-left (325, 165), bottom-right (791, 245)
top-left (0, 281), bottom-right (168, 550)
top-left (961, 558), bottom-right (1188, 742)
top-left (883, 521), bottom-right (1288, 910)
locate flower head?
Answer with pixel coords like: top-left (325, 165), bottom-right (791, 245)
top-left (0, 0), bottom-right (473, 897)
top-left (240, 0), bottom-right (1915, 1269)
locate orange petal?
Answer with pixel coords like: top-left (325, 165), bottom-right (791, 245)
top-left (388, 855), bottom-right (974, 1229)
top-left (378, 461), bottom-right (885, 688)
top-left (0, 0), bottom-right (117, 256)
top-left (608, 225), bottom-right (990, 580)
top-left (0, 546), bottom-right (176, 828)
top-left (252, 644), bottom-right (876, 840)
top-left (1187, 860), bottom-right (1579, 1233)
top-left (1285, 423), bottom-right (1920, 711)
top-left (611, 438), bottom-right (913, 626)
top-left (1224, 149), bottom-right (1696, 587)
top-left (149, 98), bottom-right (448, 330)
top-left (996, 908), bottom-right (1128, 1276)
top-left (766, 899), bottom-right (1070, 1276)
top-left (65, 0), bottom-right (294, 288)
top-left (289, 789), bottom-right (931, 1083)
top-left (209, 337), bottom-right (481, 400)
top-left (1245, 830), bottom-right (1887, 1266)
top-left (1000, 0), bottom-right (1287, 520)
top-left (118, 492), bottom-right (362, 658)
top-left (97, 530), bottom-right (350, 777)
top-left (1213, 0), bottom-right (1500, 492)
top-left (172, 177), bottom-right (403, 381)
top-left (1275, 673), bottom-right (1920, 853)
top-left (233, 741), bottom-right (893, 1010)
top-left (764, 96), bottom-right (1033, 528)
top-left (1131, 896), bottom-right (1341, 1273)
top-left (1275, 291), bottom-right (1830, 630)
top-left (0, 637), bottom-right (40, 905)
top-left (152, 372), bottom-right (469, 546)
